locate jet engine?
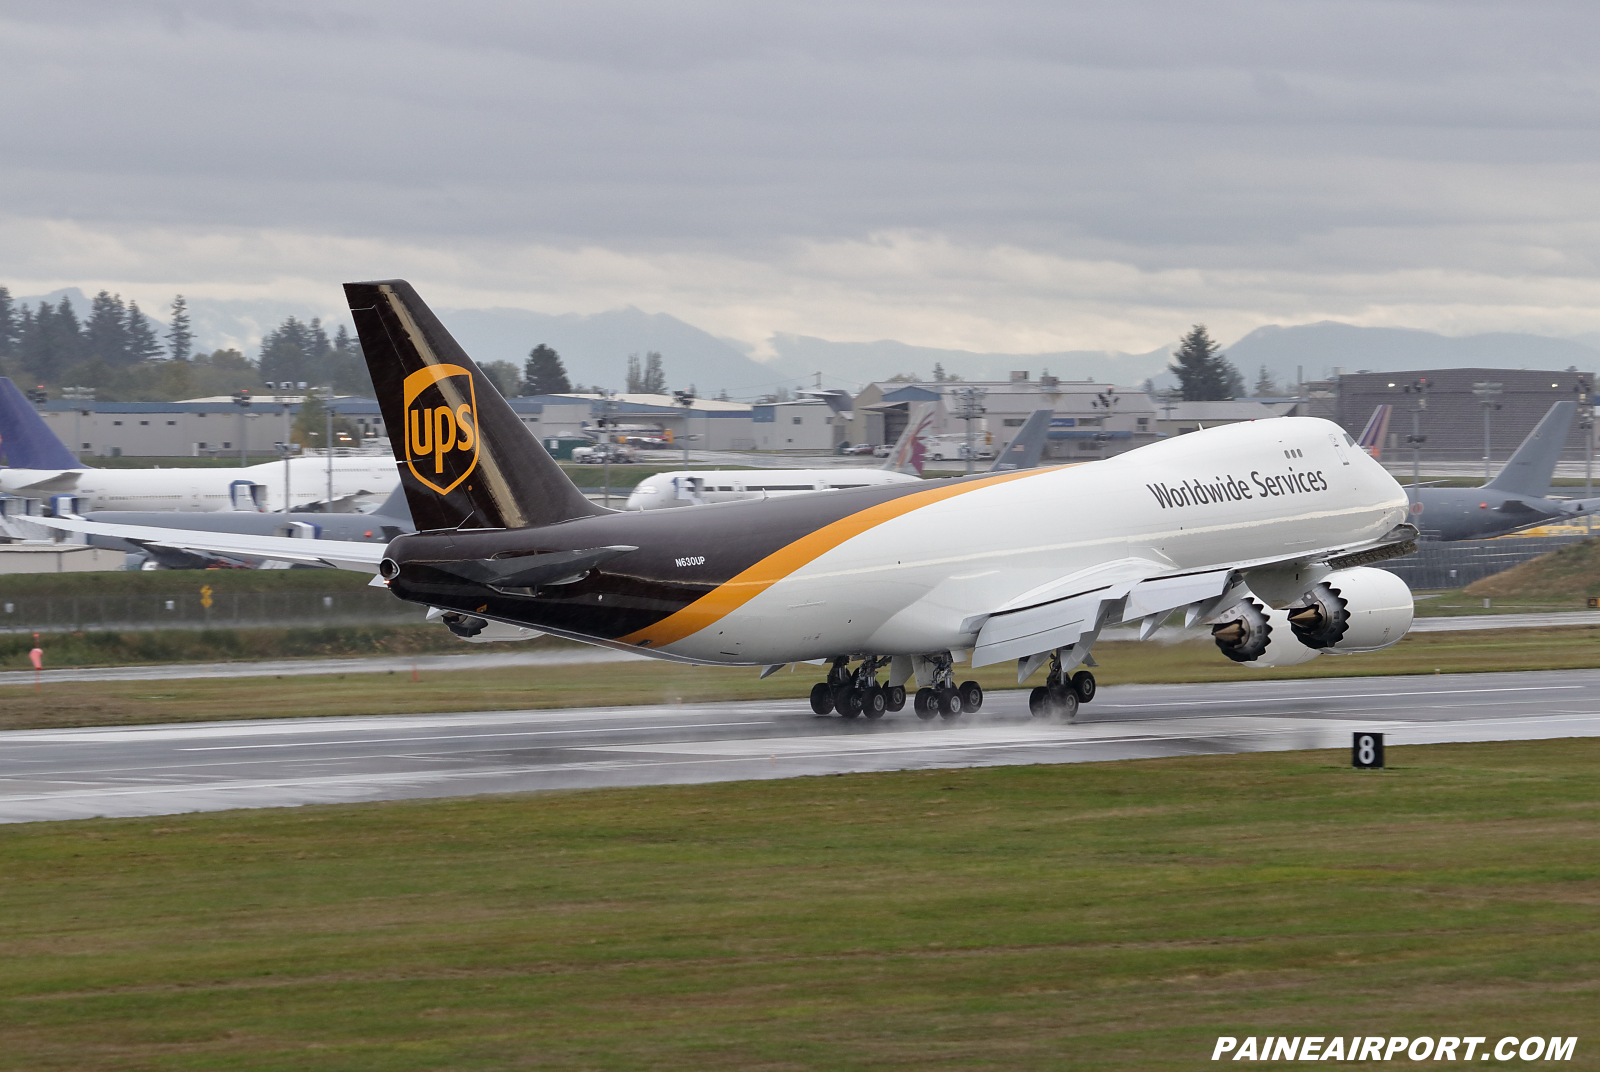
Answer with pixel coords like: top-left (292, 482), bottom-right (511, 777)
top-left (1286, 566), bottom-right (1413, 653)
top-left (1211, 598), bottom-right (1322, 667)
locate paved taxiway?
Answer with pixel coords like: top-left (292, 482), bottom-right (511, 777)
top-left (3, 668), bottom-right (1598, 823)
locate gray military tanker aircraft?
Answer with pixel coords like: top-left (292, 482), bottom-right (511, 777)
top-left (38, 280), bottom-right (1421, 721)
top-left (1387, 401), bottom-right (1600, 541)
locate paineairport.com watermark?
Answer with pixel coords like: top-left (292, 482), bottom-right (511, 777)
top-left (1211, 1036), bottom-right (1577, 1062)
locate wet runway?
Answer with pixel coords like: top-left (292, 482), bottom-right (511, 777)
top-left (3, 668), bottom-right (1598, 823)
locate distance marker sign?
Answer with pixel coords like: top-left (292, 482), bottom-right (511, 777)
top-left (1352, 732), bottom-right (1385, 769)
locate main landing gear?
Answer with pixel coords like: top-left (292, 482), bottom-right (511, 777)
top-left (910, 653), bottom-right (982, 721)
top-left (1028, 650), bottom-right (1095, 721)
top-left (809, 656), bottom-right (907, 719)
top-left (807, 654), bottom-right (982, 721)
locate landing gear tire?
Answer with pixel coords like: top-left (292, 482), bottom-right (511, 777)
top-left (885, 685), bottom-right (907, 712)
top-left (834, 686), bottom-right (863, 719)
top-left (809, 683), bottom-right (834, 715)
top-left (862, 686), bottom-right (888, 719)
top-left (1070, 670), bottom-right (1096, 704)
top-left (957, 680), bottom-right (983, 713)
top-left (938, 688), bottom-right (963, 719)
top-left (1028, 686), bottom-right (1051, 718)
top-left (1050, 684), bottom-right (1080, 722)
top-left (913, 687), bottom-right (938, 720)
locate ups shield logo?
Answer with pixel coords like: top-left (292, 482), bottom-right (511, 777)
top-left (402, 364), bottom-right (479, 495)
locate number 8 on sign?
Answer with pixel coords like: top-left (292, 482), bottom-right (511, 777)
top-left (1352, 732), bottom-right (1384, 769)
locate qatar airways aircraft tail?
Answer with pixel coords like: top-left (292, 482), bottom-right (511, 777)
top-left (0, 377), bottom-right (85, 471)
top-left (880, 403), bottom-right (935, 476)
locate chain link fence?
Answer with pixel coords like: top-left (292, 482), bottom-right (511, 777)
top-left (0, 588), bottom-right (420, 634)
top-left (1381, 534), bottom-right (1591, 590)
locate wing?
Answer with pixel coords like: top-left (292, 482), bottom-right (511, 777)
top-left (26, 514), bottom-right (389, 573)
top-left (967, 523), bottom-right (1418, 671)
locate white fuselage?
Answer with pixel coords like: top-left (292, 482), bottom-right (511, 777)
top-left (625, 468), bottom-right (921, 510)
top-left (0, 456), bottom-right (399, 512)
top-left (655, 419), bottom-right (1409, 665)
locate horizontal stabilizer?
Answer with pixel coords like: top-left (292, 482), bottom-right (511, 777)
top-left (432, 546), bottom-right (638, 590)
top-left (26, 514), bottom-right (389, 573)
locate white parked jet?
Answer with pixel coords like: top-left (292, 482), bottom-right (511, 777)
top-left (0, 377), bottom-right (396, 512)
top-left (624, 404), bottom-right (938, 510)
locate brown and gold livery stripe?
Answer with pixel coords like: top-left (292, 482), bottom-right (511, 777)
top-left (617, 468), bottom-right (1048, 648)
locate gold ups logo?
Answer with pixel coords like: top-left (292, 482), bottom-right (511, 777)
top-left (402, 364), bottom-right (479, 495)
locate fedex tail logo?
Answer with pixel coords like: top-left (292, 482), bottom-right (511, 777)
top-left (402, 363), bottom-right (479, 495)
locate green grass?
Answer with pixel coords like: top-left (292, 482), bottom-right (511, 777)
top-left (1413, 587), bottom-right (1594, 615)
top-left (5, 626), bottom-right (1599, 732)
top-left (0, 624), bottom-right (508, 673)
top-left (0, 739), bottom-right (1595, 1070)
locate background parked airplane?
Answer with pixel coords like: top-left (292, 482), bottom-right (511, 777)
top-left (624, 402), bottom-right (938, 509)
top-left (1394, 400), bottom-right (1600, 540)
top-left (0, 377), bottom-right (397, 512)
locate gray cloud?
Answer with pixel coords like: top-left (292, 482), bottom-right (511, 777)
top-left (4, 0), bottom-right (1600, 350)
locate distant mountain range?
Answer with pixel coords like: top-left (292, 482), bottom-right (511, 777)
top-left (16, 288), bottom-right (1600, 398)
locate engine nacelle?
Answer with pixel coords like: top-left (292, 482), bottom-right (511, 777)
top-left (1211, 598), bottom-right (1322, 668)
top-left (1286, 566), bottom-right (1413, 653)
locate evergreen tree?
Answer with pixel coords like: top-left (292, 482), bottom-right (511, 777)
top-left (18, 299), bottom-right (86, 380)
top-left (642, 350), bottom-right (666, 394)
top-left (85, 291), bottom-right (131, 366)
top-left (1253, 364), bottom-right (1278, 397)
top-left (932, 362), bottom-right (946, 382)
top-left (523, 343), bottom-right (571, 394)
top-left (482, 361), bottom-right (521, 398)
top-left (124, 301), bottom-right (164, 362)
top-left (1170, 325), bottom-right (1243, 401)
top-left (167, 295), bottom-right (193, 362)
top-left (0, 286), bottom-right (17, 357)
top-left (625, 352), bottom-right (642, 393)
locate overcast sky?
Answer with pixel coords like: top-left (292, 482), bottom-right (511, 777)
top-left (4, 0), bottom-right (1600, 355)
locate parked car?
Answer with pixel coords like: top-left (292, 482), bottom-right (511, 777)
top-left (842, 443), bottom-right (877, 456)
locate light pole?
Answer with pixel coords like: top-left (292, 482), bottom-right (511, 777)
top-left (673, 389), bottom-right (697, 468)
top-left (1402, 378), bottom-right (1428, 489)
top-left (1579, 376), bottom-right (1594, 535)
top-left (232, 388), bottom-right (252, 467)
top-left (1091, 387), bottom-right (1120, 457)
top-left (597, 389), bottom-right (616, 506)
top-left (1472, 381), bottom-right (1502, 483)
top-left (951, 386), bottom-right (988, 474)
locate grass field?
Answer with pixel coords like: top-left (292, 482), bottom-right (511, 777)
top-left (0, 739), bottom-right (1594, 1070)
top-left (4, 625), bottom-right (1598, 732)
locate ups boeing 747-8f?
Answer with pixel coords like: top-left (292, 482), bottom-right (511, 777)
top-left (41, 281), bottom-right (1420, 721)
